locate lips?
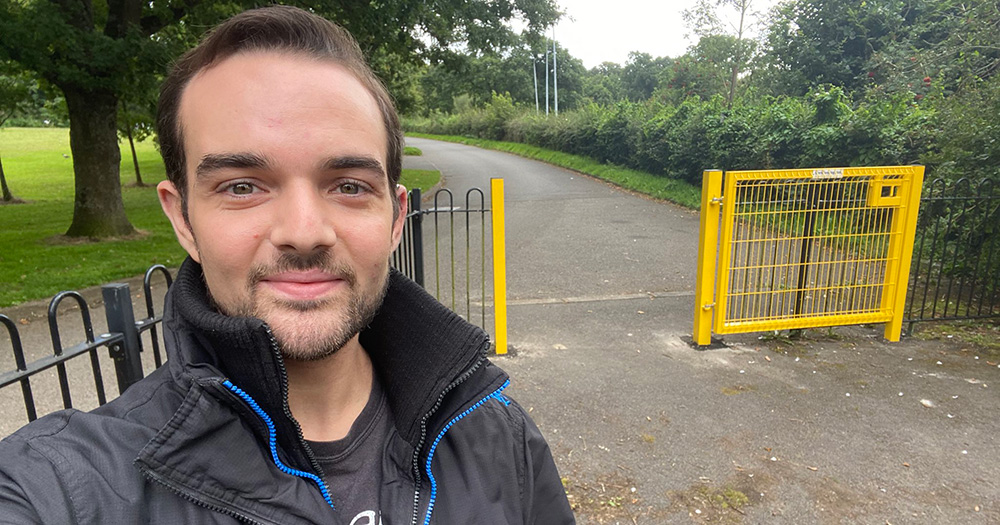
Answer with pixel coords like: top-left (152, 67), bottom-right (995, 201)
top-left (259, 270), bottom-right (344, 301)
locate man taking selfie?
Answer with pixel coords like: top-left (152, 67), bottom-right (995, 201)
top-left (0, 6), bottom-right (574, 524)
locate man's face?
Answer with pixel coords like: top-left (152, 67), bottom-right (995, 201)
top-left (158, 51), bottom-right (407, 360)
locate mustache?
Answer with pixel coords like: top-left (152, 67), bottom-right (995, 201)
top-left (247, 251), bottom-right (357, 287)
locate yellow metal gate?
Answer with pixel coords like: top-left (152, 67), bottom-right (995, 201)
top-left (694, 166), bottom-right (925, 345)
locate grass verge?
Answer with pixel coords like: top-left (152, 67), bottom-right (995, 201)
top-left (405, 132), bottom-right (701, 209)
top-left (403, 146), bottom-right (422, 156)
top-left (400, 169), bottom-right (439, 193)
top-left (0, 127), bottom-right (439, 307)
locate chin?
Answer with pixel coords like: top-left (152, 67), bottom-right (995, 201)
top-left (265, 309), bottom-right (356, 360)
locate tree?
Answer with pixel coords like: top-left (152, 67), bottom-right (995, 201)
top-left (755, 0), bottom-right (913, 96)
top-left (118, 97), bottom-right (155, 187)
top-left (0, 0), bottom-right (559, 238)
top-left (867, 0), bottom-right (1000, 95)
top-left (0, 1), bottom-right (186, 236)
top-left (683, 0), bottom-right (756, 107)
top-left (582, 62), bottom-right (625, 105)
top-left (621, 52), bottom-right (665, 101)
top-left (0, 63), bottom-right (34, 203)
top-left (117, 70), bottom-right (159, 187)
top-left (416, 36), bottom-right (585, 114)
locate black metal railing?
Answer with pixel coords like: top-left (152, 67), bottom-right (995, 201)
top-left (392, 188), bottom-right (426, 286)
top-left (905, 178), bottom-right (1000, 332)
top-left (0, 265), bottom-right (172, 426)
top-left (391, 187), bottom-right (491, 330)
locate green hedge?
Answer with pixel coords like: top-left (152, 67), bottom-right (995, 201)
top-left (405, 87), bottom-right (936, 186)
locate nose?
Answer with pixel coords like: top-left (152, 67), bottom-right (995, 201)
top-left (269, 183), bottom-right (338, 254)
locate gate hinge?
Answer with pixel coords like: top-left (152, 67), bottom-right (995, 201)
top-left (702, 303), bottom-right (715, 311)
top-left (710, 197), bottom-right (723, 205)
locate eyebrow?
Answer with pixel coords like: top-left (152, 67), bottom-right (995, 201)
top-left (194, 152), bottom-right (387, 180)
top-left (321, 155), bottom-right (386, 180)
top-left (196, 152), bottom-right (271, 178)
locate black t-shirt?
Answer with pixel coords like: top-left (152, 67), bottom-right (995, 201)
top-left (306, 374), bottom-right (394, 525)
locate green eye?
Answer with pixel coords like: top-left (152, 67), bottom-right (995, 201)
top-left (231, 182), bottom-right (254, 195)
top-left (340, 183), bottom-right (360, 194)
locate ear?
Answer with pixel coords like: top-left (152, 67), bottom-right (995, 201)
top-left (157, 180), bottom-right (201, 263)
top-left (390, 184), bottom-right (409, 252)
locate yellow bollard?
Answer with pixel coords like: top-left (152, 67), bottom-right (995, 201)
top-left (491, 178), bottom-right (508, 355)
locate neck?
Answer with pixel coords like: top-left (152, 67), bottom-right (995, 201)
top-left (284, 336), bottom-right (373, 442)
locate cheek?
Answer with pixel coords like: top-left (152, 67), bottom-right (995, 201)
top-left (342, 216), bottom-right (396, 263)
top-left (192, 220), bottom-right (266, 270)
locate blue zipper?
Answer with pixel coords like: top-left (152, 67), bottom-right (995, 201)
top-left (421, 379), bottom-right (511, 525)
top-left (222, 379), bottom-right (336, 510)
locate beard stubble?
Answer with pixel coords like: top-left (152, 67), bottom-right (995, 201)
top-left (217, 250), bottom-right (389, 361)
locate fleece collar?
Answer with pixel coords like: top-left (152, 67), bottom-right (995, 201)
top-left (165, 257), bottom-right (494, 451)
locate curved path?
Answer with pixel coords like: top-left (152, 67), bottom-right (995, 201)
top-left (403, 137), bottom-right (700, 304)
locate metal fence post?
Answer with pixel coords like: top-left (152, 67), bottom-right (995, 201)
top-left (410, 188), bottom-right (425, 287)
top-left (103, 283), bottom-right (144, 394)
top-left (491, 178), bottom-right (508, 355)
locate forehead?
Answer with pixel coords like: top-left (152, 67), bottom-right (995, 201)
top-left (177, 51), bottom-right (387, 173)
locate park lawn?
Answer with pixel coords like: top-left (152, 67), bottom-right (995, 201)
top-left (0, 127), bottom-right (440, 307)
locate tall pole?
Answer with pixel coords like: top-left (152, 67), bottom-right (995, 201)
top-left (533, 59), bottom-right (539, 113)
top-left (545, 50), bottom-right (550, 115)
top-left (553, 26), bottom-right (558, 115)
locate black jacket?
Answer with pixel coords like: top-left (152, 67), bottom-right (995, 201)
top-left (0, 259), bottom-right (574, 524)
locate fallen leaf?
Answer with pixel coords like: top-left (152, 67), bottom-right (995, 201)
top-left (19, 318), bottom-right (29, 325)
top-left (764, 355), bottom-right (771, 362)
top-left (807, 466), bottom-right (818, 471)
top-left (637, 310), bottom-right (645, 315)
top-left (903, 462), bottom-right (910, 468)
top-left (921, 399), bottom-right (936, 408)
top-left (552, 343), bottom-right (567, 350)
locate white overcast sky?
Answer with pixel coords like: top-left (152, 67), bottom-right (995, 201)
top-left (552, 0), bottom-right (778, 69)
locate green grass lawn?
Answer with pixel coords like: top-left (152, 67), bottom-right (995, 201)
top-left (405, 132), bottom-right (702, 209)
top-left (0, 127), bottom-right (439, 307)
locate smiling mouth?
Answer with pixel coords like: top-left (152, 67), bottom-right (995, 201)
top-left (259, 270), bottom-right (346, 301)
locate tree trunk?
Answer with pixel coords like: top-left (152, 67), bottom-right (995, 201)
top-left (126, 123), bottom-right (143, 186)
top-left (727, 0), bottom-right (749, 108)
top-left (62, 87), bottom-right (135, 237)
top-left (0, 152), bottom-right (14, 201)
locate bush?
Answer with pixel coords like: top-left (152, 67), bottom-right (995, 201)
top-left (404, 86), bottom-right (937, 185)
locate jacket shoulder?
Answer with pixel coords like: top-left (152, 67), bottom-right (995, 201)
top-left (0, 366), bottom-right (189, 523)
top-left (429, 381), bottom-right (575, 524)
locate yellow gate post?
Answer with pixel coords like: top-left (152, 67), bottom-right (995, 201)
top-left (491, 178), bottom-right (508, 355)
top-left (693, 170), bottom-right (723, 346)
top-left (881, 166), bottom-right (925, 341)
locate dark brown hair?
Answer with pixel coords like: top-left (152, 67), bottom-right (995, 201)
top-left (156, 6), bottom-right (403, 216)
